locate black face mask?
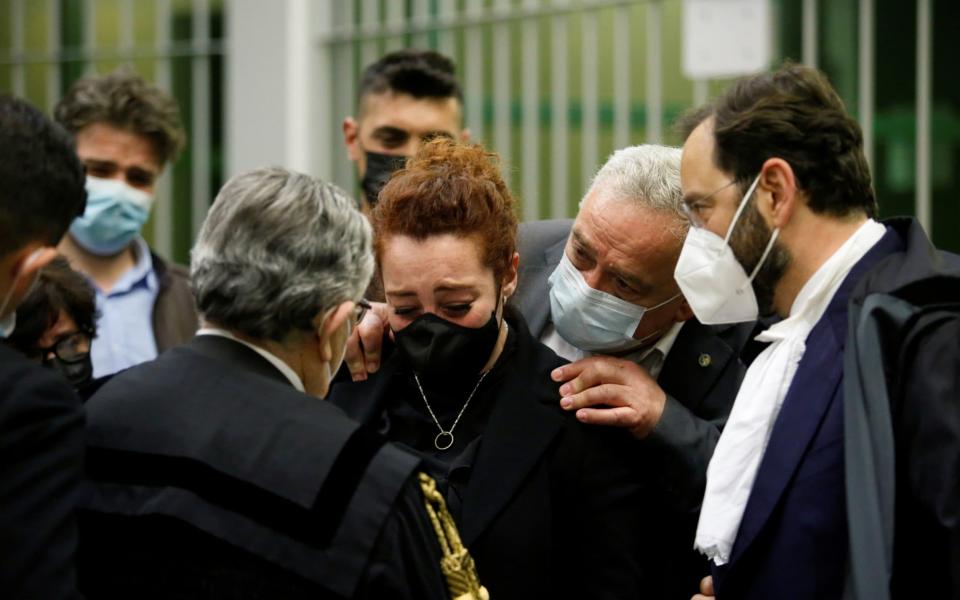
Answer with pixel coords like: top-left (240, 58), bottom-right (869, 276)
top-left (360, 151), bottom-right (408, 207)
top-left (44, 353), bottom-right (93, 390)
top-left (394, 311), bottom-right (502, 384)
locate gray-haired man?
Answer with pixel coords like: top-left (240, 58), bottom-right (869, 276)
top-left (78, 167), bottom-right (478, 599)
top-left (519, 145), bottom-right (753, 598)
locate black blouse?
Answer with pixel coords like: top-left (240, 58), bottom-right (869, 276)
top-left (376, 325), bottom-right (517, 520)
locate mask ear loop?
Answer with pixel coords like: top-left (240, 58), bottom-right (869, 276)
top-left (746, 228), bottom-right (780, 284)
top-left (722, 174), bottom-right (763, 245)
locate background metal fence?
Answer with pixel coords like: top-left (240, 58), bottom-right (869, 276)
top-left (1, 0), bottom-right (958, 264)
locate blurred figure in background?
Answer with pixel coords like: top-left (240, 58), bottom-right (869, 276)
top-left (343, 49), bottom-right (468, 213)
top-left (0, 94), bottom-right (88, 600)
top-left (55, 68), bottom-right (197, 378)
top-left (2, 256), bottom-right (98, 393)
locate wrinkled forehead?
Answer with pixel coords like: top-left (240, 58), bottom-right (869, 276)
top-left (575, 192), bottom-right (684, 272)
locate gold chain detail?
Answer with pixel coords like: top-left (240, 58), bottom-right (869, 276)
top-left (418, 472), bottom-right (490, 600)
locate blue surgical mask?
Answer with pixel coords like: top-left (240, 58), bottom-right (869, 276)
top-left (70, 176), bottom-right (154, 256)
top-left (548, 253), bottom-right (679, 353)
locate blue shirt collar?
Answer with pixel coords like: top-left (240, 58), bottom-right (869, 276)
top-left (105, 237), bottom-right (157, 297)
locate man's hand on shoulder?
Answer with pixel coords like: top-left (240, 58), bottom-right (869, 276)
top-left (551, 355), bottom-right (667, 439)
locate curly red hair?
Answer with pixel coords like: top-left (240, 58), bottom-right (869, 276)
top-left (372, 139), bottom-right (518, 283)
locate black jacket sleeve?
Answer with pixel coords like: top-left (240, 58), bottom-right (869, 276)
top-left (892, 310), bottom-right (960, 598)
top-left (356, 475), bottom-right (450, 600)
top-left (0, 355), bottom-right (84, 599)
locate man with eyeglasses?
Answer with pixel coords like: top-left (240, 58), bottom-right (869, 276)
top-left (79, 168), bottom-right (481, 599)
top-left (2, 256), bottom-right (97, 392)
top-left (54, 68), bottom-right (197, 378)
top-left (678, 64), bottom-right (960, 600)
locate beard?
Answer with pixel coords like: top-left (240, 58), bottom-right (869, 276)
top-left (728, 198), bottom-right (791, 317)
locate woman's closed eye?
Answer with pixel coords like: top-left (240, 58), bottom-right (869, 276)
top-left (393, 306), bottom-right (421, 317)
top-left (442, 303), bottom-right (472, 317)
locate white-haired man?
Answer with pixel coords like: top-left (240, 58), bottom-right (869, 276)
top-left (79, 168), bottom-right (481, 599)
top-left (519, 145), bottom-right (752, 598)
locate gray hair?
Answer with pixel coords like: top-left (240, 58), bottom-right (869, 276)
top-left (586, 145), bottom-right (686, 233)
top-left (191, 167), bottom-right (374, 343)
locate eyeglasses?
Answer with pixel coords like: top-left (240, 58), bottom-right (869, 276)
top-left (38, 330), bottom-right (92, 363)
top-left (353, 299), bottom-right (372, 326)
top-left (682, 180), bottom-right (737, 228)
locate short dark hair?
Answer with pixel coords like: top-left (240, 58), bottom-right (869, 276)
top-left (55, 67), bottom-right (186, 166)
top-left (357, 49), bottom-right (463, 107)
top-left (0, 95), bottom-right (87, 257)
top-left (3, 256), bottom-right (97, 359)
top-left (678, 63), bottom-right (877, 218)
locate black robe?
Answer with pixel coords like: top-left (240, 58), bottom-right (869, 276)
top-left (78, 334), bottom-right (449, 599)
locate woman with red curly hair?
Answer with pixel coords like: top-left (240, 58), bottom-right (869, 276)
top-left (330, 139), bottom-right (643, 599)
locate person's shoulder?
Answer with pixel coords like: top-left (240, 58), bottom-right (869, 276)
top-left (507, 311), bottom-right (568, 380)
top-left (517, 219), bottom-right (573, 245)
top-left (0, 344), bottom-right (81, 415)
top-left (148, 248), bottom-right (190, 285)
top-left (518, 219), bottom-right (573, 257)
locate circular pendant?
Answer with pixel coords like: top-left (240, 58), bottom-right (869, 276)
top-left (434, 431), bottom-right (455, 451)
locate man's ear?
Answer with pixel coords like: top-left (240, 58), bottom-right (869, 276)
top-left (673, 296), bottom-right (695, 323)
top-left (758, 157), bottom-right (799, 230)
top-left (501, 252), bottom-right (520, 299)
top-left (0, 245), bottom-right (57, 314)
top-left (459, 128), bottom-right (472, 143)
top-left (343, 117), bottom-right (362, 162)
top-left (317, 301), bottom-right (355, 362)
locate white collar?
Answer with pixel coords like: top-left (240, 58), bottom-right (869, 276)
top-left (196, 328), bottom-right (305, 392)
top-left (758, 218), bottom-right (887, 343)
top-left (634, 320), bottom-right (685, 363)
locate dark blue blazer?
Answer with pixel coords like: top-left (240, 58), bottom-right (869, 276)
top-left (713, 227), bottom-right (904, 599)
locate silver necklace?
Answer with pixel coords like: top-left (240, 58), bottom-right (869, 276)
top-left (413, 370), bottom-right (490, 451)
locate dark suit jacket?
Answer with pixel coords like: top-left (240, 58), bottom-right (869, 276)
top-left (150, 251), bottom-right (198, 352)
top-left (79, 334), bottom-right (449, 599)
top-left (331, 312), bottom-right (645, 600)
top-left (516, 218), bottom-right (752, 598)
top-left (716, 219), bottom-right (960, 599)
top-left (711, 226), bottom-right (904, 599)
top-left (0, 344), bottom-right (84, 599)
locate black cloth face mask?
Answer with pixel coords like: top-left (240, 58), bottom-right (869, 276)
top-left (360, 151), bottom-right (408, 207)
top-left (393, 310), bottom-right (502, 384)
top-left (44, 353), bottom-right (93, 390)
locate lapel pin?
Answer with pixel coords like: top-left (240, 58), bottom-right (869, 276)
top-left (698, 353), bottom-right (712, 368)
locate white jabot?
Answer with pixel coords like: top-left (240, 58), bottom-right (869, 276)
top-left (541, 320), bottom-right (684, 380)
top-left (694, 219), bottom-right (886, 566)
top-left (196, 328), bottom-right (305, 392)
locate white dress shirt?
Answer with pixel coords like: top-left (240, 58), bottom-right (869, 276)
top-left (542, 320), bottom-right (685, 380)
top-left (196, 327), bottom-right (305, 392)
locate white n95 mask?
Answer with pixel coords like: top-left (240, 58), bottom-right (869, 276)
top-left (674, 174), bottom-right (778, 325)
top-left (548, 252), bottom-right (678, 352)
